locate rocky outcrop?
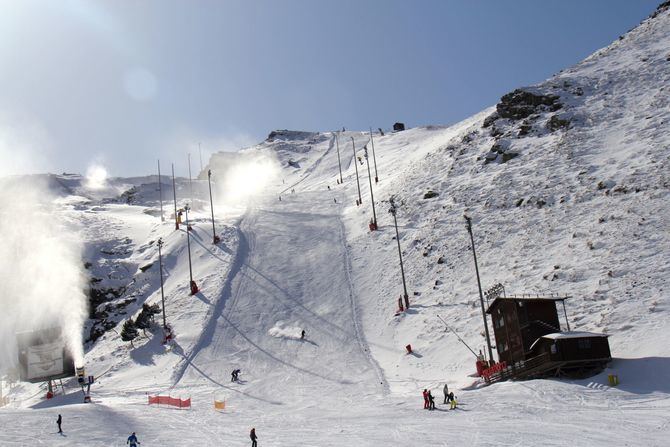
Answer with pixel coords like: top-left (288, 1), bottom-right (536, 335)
top-left (496, 88), bottom-right (562, 120)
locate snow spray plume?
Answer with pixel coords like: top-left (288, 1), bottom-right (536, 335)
top-left (85, 163), bottom-right (109, 190)
top-left (0, 176), bottom-right (88, 371)
top-left (210, 149), bottom-right (280, 207)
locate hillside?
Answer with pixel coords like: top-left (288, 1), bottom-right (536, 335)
top-left (1, 3), bottom-right (669, 446)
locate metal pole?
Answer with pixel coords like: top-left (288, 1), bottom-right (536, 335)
top-left (158, 238), bottom-right (167, 329)
top-left (351, 137), bottom-right (362, 206)
top-left (184, 204), bottom-right (194, 291)
top-left (172, 164), bottom-right (179, 230)
top-left (364, 147), bottom-right (377, 227)
top-left (369, 127), bottom-right (379, 183)
top-left (562, 300), bottom-right (571, 331)
top-left (208, 169), bottom-right (219, 244)
top-left (464, 215), bottom-right (494, 364)
top-left (390, 203), bottom-right (409, 309)
top-left (158, 160), bottom-right (164, 222)
top-left (334, 132), bottom-right (343, 184)
top-left (188, 153), bottom-right (193, 207)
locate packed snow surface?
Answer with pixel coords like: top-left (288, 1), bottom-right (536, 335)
top-left (2, 4), bottom-right (670, 446)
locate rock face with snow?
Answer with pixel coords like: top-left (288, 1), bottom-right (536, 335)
top-left (2, 4), bottom-right (670, 447)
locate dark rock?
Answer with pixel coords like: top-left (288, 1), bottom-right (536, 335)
top-left (482, 112), bottom-right (499, 128)
top-left (497, 88), bottom-right (561, 120)
top-left (547, 115), bottom-right (571, 132)
top-left (437, 256), bottom-right (445, 264)
top-left (515, 198), bottom-right (524, 207)
top-left (423, 190), bottom-right (439, 199)
top-left (139, 262), bottom-right (154, 273)
top-left (518, 123), bottom-right (532, 136)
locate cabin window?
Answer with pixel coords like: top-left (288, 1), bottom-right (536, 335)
top-left (497, 316), bottom-right (505, 328)
top-left (498, 342), bottom-right (508, 353)
top-left (550, 344), bottom-right (557, 354)
top-left (578, 339), bottom-right (592, 350)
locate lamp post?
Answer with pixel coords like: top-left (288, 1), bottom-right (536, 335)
top-left (464, 215), bottom-right (494, 364)
top-left (334, 132), bottom-right (343, 184)
top-left (207, 169), bottom-right (220, 244)
top-left (172, 164), bottom-right (179, 230)
top-left (351, 137), bottom-right (362, 206)
top-left (184, 204), bottom-right (198, 295)
top-left (389, 198), bottom-right (409, 309)
top-left (157, 160), bottom-right (164, 222)
top-left (369, 127), bottom-right (379, 183)
top-left (157, 238), bottom-right (167, 329)
top-left (364, 146), bottom-right (377, 229)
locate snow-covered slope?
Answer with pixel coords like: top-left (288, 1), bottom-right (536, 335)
top-left (2, 3), bottom-right (670, 446)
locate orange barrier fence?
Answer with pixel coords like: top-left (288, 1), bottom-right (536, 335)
top-left (481, 361), bottom-right (507, 380)
top-left (148, 395), bottom-right (191, 409)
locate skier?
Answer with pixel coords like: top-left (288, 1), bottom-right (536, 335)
top-left (334, 198), bottom-right (337, 203)
top-left (250, 427), bottom-right (258, 447)
top-left (301, 329), bottom-right (305, 340)
top-left (449, 392), bottom-right (457, 409)
top-left (422, 389), bottom-right (429, 409)
top-left (56, 414), bottom-right (62, 434)
top-left (327, 185), bottom-right (330, 190)
top-left (279, 196), bottom-right (282, 201)
top-left (443, 383), bottom-right (449, 404)
top-left (127, 432), bottom-right (140, 446)
top-left (231, 369), bottom-right (240, 382)
top-left (428, 390), bottom-right (435, 410)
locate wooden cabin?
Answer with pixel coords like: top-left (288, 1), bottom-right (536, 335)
top-left (484, 295), bottom-right (611, 380)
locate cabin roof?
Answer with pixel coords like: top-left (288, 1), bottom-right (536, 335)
top-left (541, 331), bottom-right (610, 340)
top-left (529, 331), bottom-right (609, 351)
top-left (485, 295), bottom-right (569, 314)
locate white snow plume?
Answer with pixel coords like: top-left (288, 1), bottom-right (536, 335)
top-left (210, 149), bottom-right (280, 206)
top-left (85, 162), bottom-right (109, 190)
top-left (0, 177), bottom-right (88, 370)
top-left (268, 321), bottom-right (303, 340)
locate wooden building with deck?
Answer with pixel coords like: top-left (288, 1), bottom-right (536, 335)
top-left (483, 294), bottom-right (611, 381)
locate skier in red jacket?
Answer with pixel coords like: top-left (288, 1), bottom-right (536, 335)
top-left (422, 389), bottom-right (429, 409)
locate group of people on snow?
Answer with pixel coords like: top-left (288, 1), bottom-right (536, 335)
top-left (422, 383), bottom-right (458, 411)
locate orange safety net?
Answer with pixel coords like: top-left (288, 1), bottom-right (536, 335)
top-left (148, 395), bottom-right (191, 408)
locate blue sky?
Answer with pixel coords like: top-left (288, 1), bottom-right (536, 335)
top-left (0, 0), bottom-right (661, 176)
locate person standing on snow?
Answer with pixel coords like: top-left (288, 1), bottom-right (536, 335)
top-left (422, 389), bottom-right (429, 409)
top-left (443, 383), bottom-right (449, 404)
top-left (56, 414), bottom-right (62, 434)
top-left (127, 432), bottom-right (140, 446)
top-left (301, 329), bottom-right (306, 340)
top-left (250, 427), bottom-right (258, 447)
top-left (428, 390), bottom-right (435, 410)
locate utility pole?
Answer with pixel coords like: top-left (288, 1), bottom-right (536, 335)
top-left (188, 153), bottom-right (194, 207)
top-left (389, 198), bottom-right (409, 309)
top-left (172, 164), bottom-right (179, 230)
top-left (157, 238), bottom-right (167, 329)
top-left (157, 160), bottom-right (164, 222)
top-left (334, 132), bottom-right (343, 184)
top-left (464, 215), bottom-right (494, 364)
top-left (364, 146), bottom-right (377, 229)
top-left (184, 204), bottom-right (198, 295)
top-left (351, 137), bottom-right (362, 206)
top-left (207, 169), bottom-right (220, 244)
top-left (369, 127), bottom-right (379, 183)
